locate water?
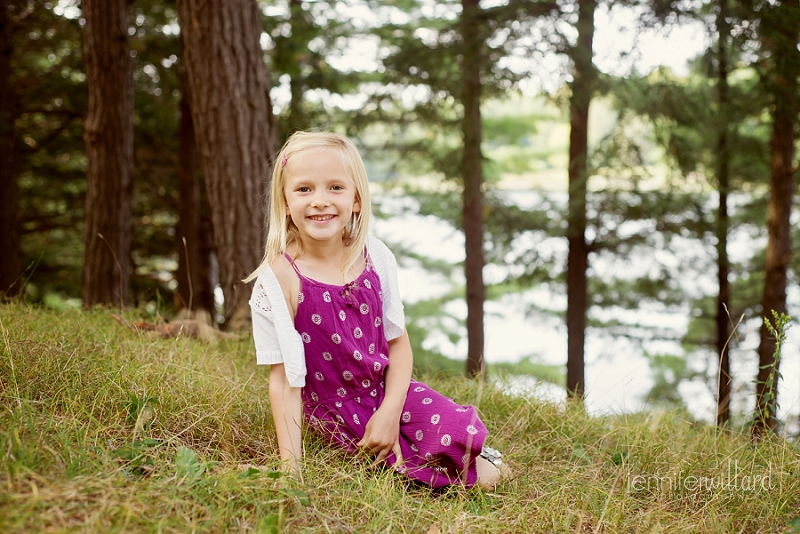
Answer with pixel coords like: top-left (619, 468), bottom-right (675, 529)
top-left (372, 189), bottom-right (800, 425)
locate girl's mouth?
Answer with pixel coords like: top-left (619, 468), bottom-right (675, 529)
top-left (308, 214), bottom-right (335, 221)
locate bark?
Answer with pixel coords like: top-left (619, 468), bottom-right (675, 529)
top-left (176, 89), bottom-right (215, 315)
top-left (0, 0), bottom-right (21, 297)
top-left (287, 0), bottom-right (308, 133)
top-left (753, 0), bottom-right (798, 438)
top-left (81, 0), bottom-right (134, 308)
top-left (715, 0), bottom-right (732, 427)
top-left (461, 0), bottom-right (486, 378)
top-left (565, 0), bottom-right (596, 400)
top-left (177, 0), bottom-right (277, 331)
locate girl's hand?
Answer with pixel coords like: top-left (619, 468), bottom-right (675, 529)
top-left (357, 405), bottom-right (405, 468)
top-left (358, 330), bottom-right (412, 469)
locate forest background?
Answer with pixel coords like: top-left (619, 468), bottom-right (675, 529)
top-left (1, 0), bottom-right (799, 438)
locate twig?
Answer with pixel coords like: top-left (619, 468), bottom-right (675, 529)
top-left (98, 233), bottom-right (124, 308)
top-left (182, 237), bottom-right (194, 312)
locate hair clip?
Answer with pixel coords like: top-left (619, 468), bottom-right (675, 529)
top-left (281, 153), bottom-right (288, 168)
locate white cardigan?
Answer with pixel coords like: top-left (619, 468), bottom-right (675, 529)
top-left (249, 235), bottom-right (406, 388)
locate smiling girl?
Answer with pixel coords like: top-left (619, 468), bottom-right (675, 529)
top-left (246, 131), bottom-right (505, 489)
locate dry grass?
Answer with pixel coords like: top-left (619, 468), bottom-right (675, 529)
top-left (1, 303), bottom-right (799, 533)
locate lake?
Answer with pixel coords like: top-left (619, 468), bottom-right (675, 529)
top-left (372, 188), bottom-right (800, 430)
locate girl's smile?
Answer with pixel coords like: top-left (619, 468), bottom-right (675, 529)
top-left (308, 214), bottom-right (336, 222)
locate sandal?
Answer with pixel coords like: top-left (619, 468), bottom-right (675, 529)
top-left (479, 445), bottom-right (503, 468)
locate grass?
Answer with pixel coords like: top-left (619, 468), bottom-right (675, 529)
top-left (1, 303), bottom-right (799, 533)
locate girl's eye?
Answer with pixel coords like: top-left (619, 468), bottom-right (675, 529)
top-left (298, 186), bottom-right (310, 193)
top-left (331, 184), bottom-right (344, 191)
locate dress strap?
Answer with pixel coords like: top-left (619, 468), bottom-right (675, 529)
top-left (283, 252), bottom-right (303, 277)
top-left (363, 247), bottom-right (372, 270)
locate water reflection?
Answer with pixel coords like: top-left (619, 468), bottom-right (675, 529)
top-left (372, 189), bottom-right (800, 428)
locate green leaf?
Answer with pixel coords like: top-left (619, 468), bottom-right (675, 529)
top-left (239, 467), bottom-right (262, 479)
top-left (175, 446), bottom-right (205, 480)
top-left (279, 488), bottom-right (310, 506)
top-left (257, 514), bottom-right (280, 534)
top-left (265, 470), bottom-right (283, 479)
top-left (113, 439), bottom-right (160, 461)
top-left (610, 451), bottom-right (628, 465)
top-left (124, 393), bottom-right (160, 428)
top-left (113, 443), bottom-right (143, 462)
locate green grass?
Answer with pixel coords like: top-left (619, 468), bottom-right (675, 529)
top-left (1, 303), bottom-right (799, 533)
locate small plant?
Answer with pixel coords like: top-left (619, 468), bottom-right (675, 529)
top-left (124, 392), bottom-right (159, 433)
top-left (112, 438), bottom-right (162, 476)
top-left (752, 311), bottom-right (792, 433)
top-left (175, 445), bottom-right (211, 483)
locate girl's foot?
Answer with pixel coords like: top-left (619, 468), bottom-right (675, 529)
top-left (475, 446), bottom-right (507, 489)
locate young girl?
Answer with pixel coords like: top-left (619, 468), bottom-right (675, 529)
top-left (247, 131), bottom-right (504, 489)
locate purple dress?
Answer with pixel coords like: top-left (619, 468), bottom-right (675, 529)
top-left (287, 252), bottom-right (488, 488)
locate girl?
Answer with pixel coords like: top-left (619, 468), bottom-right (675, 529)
top-left (247, 131), bottom-right (504, 489)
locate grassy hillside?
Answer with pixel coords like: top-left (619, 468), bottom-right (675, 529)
top-left (1, 304), bottom-right (798, 533)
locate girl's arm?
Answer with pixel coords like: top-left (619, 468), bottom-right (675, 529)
top-left (265, 256), bottom-right (304, 471)
top-left (357, 329), bottom-right (413, 465)
top-left (269, 363), bottom-right (303, 472)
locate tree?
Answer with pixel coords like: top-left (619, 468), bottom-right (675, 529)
top-left (714, 0), bottom-right (733, 427)
top-left (175, 80), bottom-right (215, 315)
top-left (565, 0), bottom-right (597, 399)
top-left (177, 0), bottom-right (277, 330)
top-left (81, 0), bottom-right (134, 307)
top-left (266, 0), bottom-right (370, 142)
top-left (751, 0), bottom-right (799, 438)
top-left (370, 0), bottom-right (557, 376)
top-left (461, 0), bottom-right (487, 377)
top-left (272, 0), bottom-right (314, 135)
top-left (0, 0), bottom-right (21, 297)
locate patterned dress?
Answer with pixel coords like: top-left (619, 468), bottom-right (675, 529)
top-left (287, 252), bottom-right (489, 488)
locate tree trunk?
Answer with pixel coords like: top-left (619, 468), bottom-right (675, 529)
top-left (461, 0), bottom-right (486, 378)
top-left (753, 0), bottom-right (798, 438)
top-left (566, 0), bottom-right (596, 400)
top-left (176, 88), bottom-right (215, 315)
top-left (81, 0), bottom-right (134, 308)
top-left (0, 0), bottom-right (21, 297)
top-left (177, 0), bottom-right (277, 331)
top-left (715, 0), bottom-right (732, 428)
top-left (287, 0), bottom-right (308, 134)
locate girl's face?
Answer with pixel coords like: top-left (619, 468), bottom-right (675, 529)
top-left (283, 149), bottom-right (361, 247)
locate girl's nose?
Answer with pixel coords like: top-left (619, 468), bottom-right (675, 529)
top-left (310, 193), bottom-right (330, 208)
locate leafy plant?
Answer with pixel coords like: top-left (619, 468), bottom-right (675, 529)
top-left (752, 311), bottom-right (792, 430)
top-left (123, 392), bottom-right (159, 433)
top-left (112, 438), bottom-right (161, 476)
top-left (175, 445), bottom-right (209, 482)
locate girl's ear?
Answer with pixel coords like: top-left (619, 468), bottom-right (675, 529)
top-left (353, 195), bottom-right (362, 214)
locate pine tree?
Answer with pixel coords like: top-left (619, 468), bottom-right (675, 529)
top-left (565, 0), bottom-right (597, 400)
top-left (177, 0), bottom-right (278, 330)
top-left (0, 0), bottom-right (21, 297)
top-left (81, 0), bottom-right (134, 307)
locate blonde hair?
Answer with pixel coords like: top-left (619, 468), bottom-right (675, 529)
top-left (245, 131), bottom-right (372, 283)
